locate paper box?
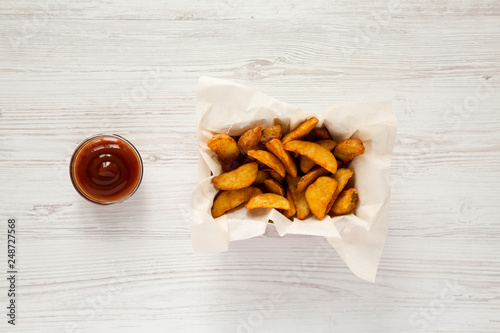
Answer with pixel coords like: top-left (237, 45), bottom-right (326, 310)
top-left (190, 77), bottom-right (397, 282)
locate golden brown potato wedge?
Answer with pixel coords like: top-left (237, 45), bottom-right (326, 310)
top-left (315, 140), bottom-right (337, 151)
top-left (327, 168), bottom-right (354, 213)
top-left (282, 188), bottom-right (297, 219)
top-left (219, 160), bottom-right (241, 173)
top-left (286, 175), bottom-right (310, 220)
top-left (211, 162), bottom-right (259, 190)
top-left (305, 176), bottom-right (337, 220)
top-left (296, 166), bottom-right (330, 193)
top-left (266, 169), bottom-right (285, 184)
top-left (331, 188), bottom-right (359, 215)
top-left (281, 117), bottom-right (319, 145)
top-left (211, 187), bottom-right (262, 218)
top-left (333, 138), bottom-right (365, 164)
top-left (207, 134), bottom-right (240, 163)
top-left (252, 170), bottom-right (270, 186)
top-left (247, 150), bottom-right (286, 178)
top-left (299, 140), bottom-right (337, 173)
top-left (304, 126), bottom-right (333, 141)
top-left (261, 125), bottom-right (282, 144)
top-left (284, 140), bottom-right (337, 174)
top-left (314, 127), bottom-right (332, 140)
top-left (238, 126), bottom-right (263, 154)
top-left (265, 139), bottom-right (298, 178)
top-left (263, 179), bottom-right (285, 196)
top-left (299, 155), bottom-right (316, 174)
top-left (245, 193), bottom-right (290, 210)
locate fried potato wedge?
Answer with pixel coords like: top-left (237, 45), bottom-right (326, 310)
top-left (327, 168), bottom-right (354, 213)
top-left (315, 140), bottom-right (337, 151)
top-left (331, 188), bottom-right (359, 215)
top-left (252, 170), bottom-right (270, 186)
top-left (304, 126), bottom-right (333, 141)
top-left (282, 188), bottom-right (296, 219)
top-left (219, 160), bottom-right (241, 173)
top-left (261, 125), bottom-right (282, 144)
top-left (284, 140), bottom-right (337, 174)
top-left (299, 140), bottom-right (337, 173)
top-left (207, 134), bottom-right (240, 163)
top-left (296, 166), bottom-right (330, 193)
top-left (247, 150), bottom-right (286, 178)
top-left (305, 176), bottom-right (337, 220)
top-left (315, 127), bottom-right (332, 140)
top-left (238, 126), bottom-right (263, 154)
top-left (245, 193), bottom-right (290, 210)
top-left (263, 179), bottom-right (285, 196)
top-left (211, 187), bottom-right (262, 218)
top-left (266, 169), bottom-right (285, 184)
top-left (286, 175), bottom-right (310, 220)
top-left (265, 139), bottom-right (298, 178)
top-left (333, 138), bottom-right (365, 164)
top-left (281, 117), bottom-right (319, 145)
top-left (211, 162), bottom-right (259, 190)
top-left (299, 155), bottom-right (316, 174)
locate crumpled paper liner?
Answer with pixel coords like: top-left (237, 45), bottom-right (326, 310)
top-left (190, 77), bottom-right (397, 282)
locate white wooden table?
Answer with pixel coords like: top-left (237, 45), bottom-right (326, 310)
top-left (1, 0), bottom-right (499, 332)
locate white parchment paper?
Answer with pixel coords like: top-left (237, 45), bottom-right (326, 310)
top-left (190, 77), bottom-right (397, 282)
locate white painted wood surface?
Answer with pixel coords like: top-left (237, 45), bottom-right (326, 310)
top-left (1, 0), bottom-right (499, 332)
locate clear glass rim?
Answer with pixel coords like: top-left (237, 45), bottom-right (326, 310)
top-left (69, 133), bottom-right (143, 205)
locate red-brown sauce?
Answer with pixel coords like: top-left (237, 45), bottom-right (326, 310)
top-left (71, 135), bottom-right (142, 204)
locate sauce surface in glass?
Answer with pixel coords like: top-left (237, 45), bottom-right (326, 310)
top-left (71, 135), bottom-right (142, 204)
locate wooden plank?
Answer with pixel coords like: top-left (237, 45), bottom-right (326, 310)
top-left (1, 0), bottom-right (499, 331)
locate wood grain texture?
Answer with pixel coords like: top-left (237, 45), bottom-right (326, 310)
top-left (1, 0), bottom-right (499, 332)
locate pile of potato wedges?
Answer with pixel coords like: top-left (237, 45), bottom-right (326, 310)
top-left (208, 117), bottom-right (365, 220)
